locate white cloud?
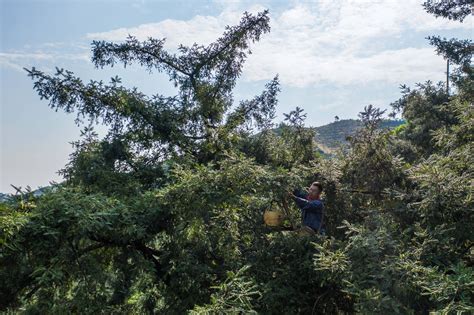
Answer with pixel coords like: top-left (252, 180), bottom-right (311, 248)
top-left (0, 58), bottom-right (25, 72)
top-left (0, 52), bottom-right (54, 60)
top-left (86, 16), bottom-right (224, 47)
top-left (52, 0), bottom-right (474, 86)
top-left (0, 52), bottom-right (55, 72)
top-left (244, 46), bottom-right (447, 87)
top-left (0, 47), bottom-right (90, 73)
top-left (85, 4), bottom-right (266, 47)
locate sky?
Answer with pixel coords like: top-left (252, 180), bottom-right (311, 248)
top-left (1, 0), bottom-right (472, 194)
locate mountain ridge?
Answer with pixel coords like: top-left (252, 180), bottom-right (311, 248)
top-left (314, 118), bottom-right (405, 153)
top-left (1, 119), bottom-right (404, 196)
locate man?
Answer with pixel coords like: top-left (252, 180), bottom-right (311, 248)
top-left (290, 182), bottom-right (325, 235)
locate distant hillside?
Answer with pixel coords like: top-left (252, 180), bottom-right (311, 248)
top-left (314, 119), bottom-right (405, 153)
top-left (0, 186), bottom-right (56, 202)
top-left (0, 192), bottom-right (11, 202)
top-left (1, 120), bottom-right (404, 196)
top-left (271, 119), bottom-right (404, 155)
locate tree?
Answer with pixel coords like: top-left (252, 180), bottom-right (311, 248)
top-left (423, 0), bottom-right (472, 22)
top-left (423, 0), bottom-right (473, 99)
top-left (4, 10), bottom-right (283, 312)
top-left (24, 10), bottom-right (277, 186)
top-left (2, 4), bottom-right (473, 314)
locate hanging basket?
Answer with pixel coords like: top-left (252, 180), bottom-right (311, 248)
top-left (263, 210), bottom-right (285, 227)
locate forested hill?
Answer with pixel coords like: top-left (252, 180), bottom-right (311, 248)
top-left (3, 4), bottom-right (472, 314)
top-left (314, 119), bottom-right (405, 153)
top-left (0, 119), bottom-right (402, 197)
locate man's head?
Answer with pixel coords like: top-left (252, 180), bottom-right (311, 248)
top-left (308, 181), bottom-right (323, 199)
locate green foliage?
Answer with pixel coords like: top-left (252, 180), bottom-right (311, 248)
top-left (423, 0), bottom-right (472, 22)
top-left (390, 81), bottom-right (454, 158)
top-left (3, 5), bottom-right (473, 314)
top-left (238, 106), bottom-right (321, 168)
top-left (337, 106), bottom-right (410, 217)
top-left (190, 266), bottom-right (261, 314)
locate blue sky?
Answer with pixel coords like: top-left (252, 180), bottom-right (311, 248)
top-left (1, 0), bottom-right (472, 193)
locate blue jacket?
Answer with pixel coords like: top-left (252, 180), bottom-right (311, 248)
top-left (292, 189), bottom-right (325, 233)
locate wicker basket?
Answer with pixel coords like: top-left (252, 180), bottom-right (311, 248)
top-left (263, 210), bottom-right (285, 227)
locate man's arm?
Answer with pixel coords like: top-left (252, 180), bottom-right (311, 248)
top-left (292, 195), bottom-right (309, 209)
top-left (292, 188), bottom-right (307, 199)
top-left (302, 200), bottom-right (323, 213)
